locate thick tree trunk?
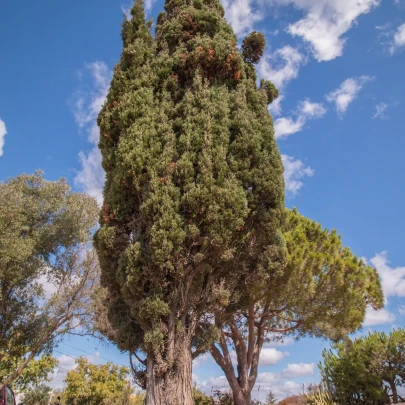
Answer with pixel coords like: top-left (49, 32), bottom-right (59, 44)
top-left (145, 338), bottom-right (193, 405)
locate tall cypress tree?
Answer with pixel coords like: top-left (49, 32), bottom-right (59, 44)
top-left (95, 1), bottom-right (284, 403)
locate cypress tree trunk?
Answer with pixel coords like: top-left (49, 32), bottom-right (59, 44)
top-left (145, 339), bottom-right (193, 405)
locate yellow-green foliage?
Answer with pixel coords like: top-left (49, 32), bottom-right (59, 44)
top-left (64, 357), bottom-right (131, 405)
top-left (306, 390), bottom-right (336, 405)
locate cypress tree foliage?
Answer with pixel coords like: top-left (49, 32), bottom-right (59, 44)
top-left (95, 0), bottom-right (284, 403)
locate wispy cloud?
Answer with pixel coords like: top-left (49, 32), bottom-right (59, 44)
top-left (282, 154), bottom-right (314, 197)
top-left (373, 102), bottom-right (389, 120)
top-left (275, 99), bottom-right (326, 139)
top-left (326, 76), bottom-right (374, 116)
top-left (0, 118), bottom-right (7, 157)
top-left (371, 252), bottom-right (405, 298)
top-left (72, 62), bottom-right (111, 203)
top-left (258, 46), bottom-right (306, 90)
top-left (390, 23), bottom-right (405, 54)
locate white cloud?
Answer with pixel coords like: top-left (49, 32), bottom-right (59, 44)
top-left (275, 116), bottom-right (306, 139)
top-left (275, 99), bottom-right (326, 139)
top-left (145, 0), bottom-right (157, 13)
top-left (49, 354), bottom-right (77, 390)
top-left (73, 62), bottom-right (111, 203)
top-left (362, 252), bottom-right (405, 327)
top-left (258, 46), bottom-right (306, 90)
top-left (76, 148), bottom-right (105, 204)
top-left (282, 154), bottom-right (314, 196)
top-left (0, 118), bottom-right (7, 157)
top-left (373, 102), bottom-right (389, 120)
top-left (230, 348), bottom-right (288, 367)
top-left (370, 252), bottom-right (405, 297)
top-left (390, 23), bottom-right (405, 53)
top-left (281, 363), bottom-right (315, 378)
top-left (222, 0), bottom-right (262, 36)
top-left (201, 369), bottom-right (304, 400)
top-left (259, 348), bottom-right (289, 366)
top-left (269, 0), bottom-right (380, 61)
top-left (394, 24), bottom-right (405, 46)
top-left (254, 372), bottom-right (303, 400)
top-left (299, 99), bottom-right (327, 118)
top-left (326, 76), bottom-right (374, 116)
top-left (364, 308), bottom-right (396, 326)
top-left (193, 353), bottom-right (211, 368)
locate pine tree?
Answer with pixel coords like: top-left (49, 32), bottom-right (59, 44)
top-left (206, 208), bottom-right (383, 405)
top-left (95, 1), bottom-right (284, 404)
top-left (266, 390), bottom-right (277, 405)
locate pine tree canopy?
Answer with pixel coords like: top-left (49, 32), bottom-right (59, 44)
top-left (94, 0), bottom-right (284, 391)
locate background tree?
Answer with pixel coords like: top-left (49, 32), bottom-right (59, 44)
top-left (133, 392), bottom-right (147, 405)
top-left (212, 390), bottom-right (234, 405)
top-left (22, 384), bottom-right (52, 405)
top-left (193, 387), bottom-right (215, 405)
top-left (0, 171), bottom-right (99, 389)
top-left (265, 390), bottom-right (277, 405)
top-left (277, 395), bottom-right (306, 405)
top-left (64, 357), bottom-right (131, 405)
top-left (95, 0), bottom-right (284, 403)
top-left (0, 354), bottom-right (57, 393)
top-left (321, 329), bottom-right (405, 404)
top-left (203, 208), bottom-right (383, 405)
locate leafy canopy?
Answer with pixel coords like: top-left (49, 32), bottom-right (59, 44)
top-left (0, 354), bottom-right (57, 392)
top-left (64, 357), bottom-right (131, 405)
top-left (0, 171), bottom-right (99, 387)
top-left (320, 329), bottom-right (405, 404)
top-left (23, 384), bottom-right (52, 405)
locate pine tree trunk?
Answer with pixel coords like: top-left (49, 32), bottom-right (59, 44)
top-left (389, 380), bottom-right (399, 404)
top-left (145, 338), bottom-right (193, 405)
top-left (232, 389), bottom-right (252, 405)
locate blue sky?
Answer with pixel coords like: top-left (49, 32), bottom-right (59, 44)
top-left (1, 0), bottom-right (405, 400)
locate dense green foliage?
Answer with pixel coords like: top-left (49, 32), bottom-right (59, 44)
top-left (95, 0), bottom-right (284, 400)
top-left (0, 171), bottom-right (99, 388)
top-left (320, 329), bottom-right (405, 404)
top-left (0, 354), bottom-right (57, 392)
top-left (22, 384), bottom-right (52, 405)
top-left (64, 357), bottom-right (131, 405)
